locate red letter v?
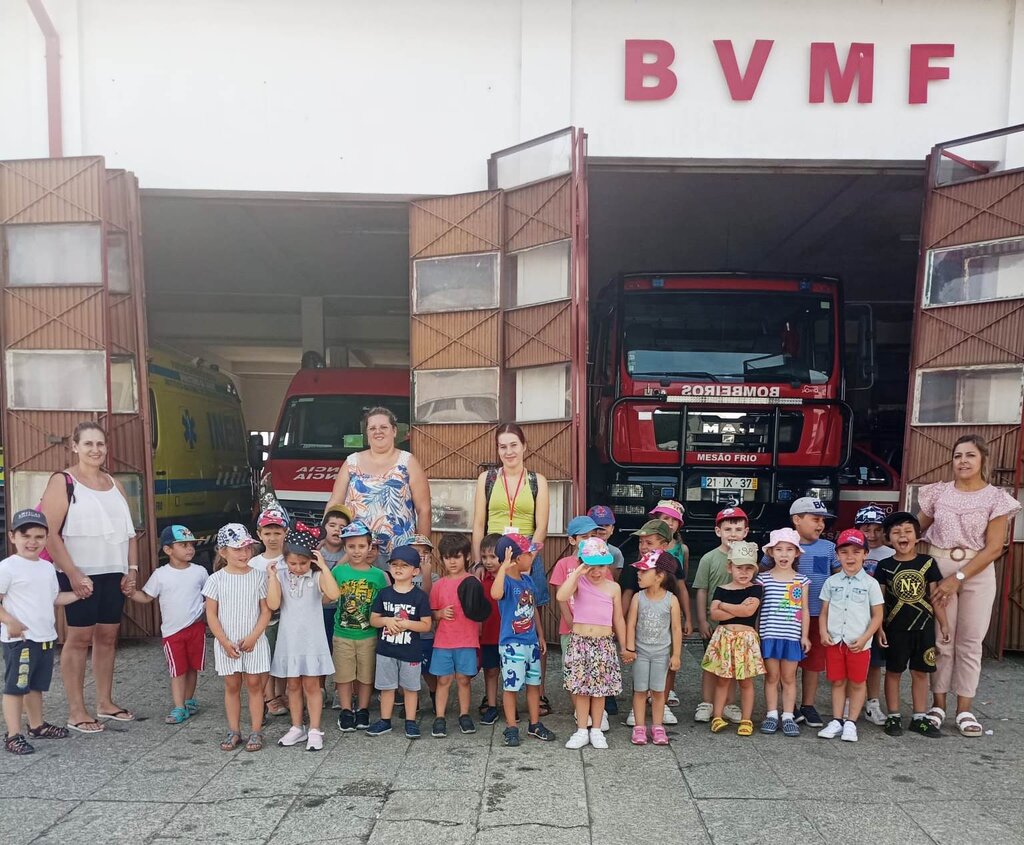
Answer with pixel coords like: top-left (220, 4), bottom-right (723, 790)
top-left (714, 39), bottom-right (774, 101)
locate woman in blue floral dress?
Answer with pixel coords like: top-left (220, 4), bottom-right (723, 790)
top-left (325, 407), bottom-right (431, 562)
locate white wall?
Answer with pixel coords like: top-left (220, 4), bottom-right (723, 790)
top-left (2, 0), bottom-right (1022, 194)
top-left (238, 374), bottom-right (292, 432)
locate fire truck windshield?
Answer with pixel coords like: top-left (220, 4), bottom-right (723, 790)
top-left (272, 395), bottom-right (411, 459)
top-left (623, 290), bottom-right (835, 384)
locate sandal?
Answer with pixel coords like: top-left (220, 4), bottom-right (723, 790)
top-left (245, 731), bottom-right (264, 752)
top-left (538, 696), bottom-right (552, 717)
top-left (925, 706), bottom-right (946, 730)
top-left (28, 722), bottom-right (69, 739)
top-left (265, 697), bottom-right (288, 717)
top-left (184, 698), bottom-right (200, 715)
top-left (165, 706), bottom-right (190, 725)
top-left (97, 708), bottom-right (135, 722)
top-left (956, 711), bottom-right (983, 737)
top-left (710, 717), bottom-right (729, 733)
top-left (220, 730), bottom-right (242, 751)
top-left (5, 733), bottom-right (35, 755)
top-left (760, 716), bottom-right (779, 734)
top-left (66, 720), bottom-right (104, 734)
top-left (737, 719), bottom-right (754, 737)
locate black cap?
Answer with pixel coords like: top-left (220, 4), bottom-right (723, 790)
top-left (389, 545), bottom-right (422, 569)
top-left (11, 510), bottom-right (48, 532)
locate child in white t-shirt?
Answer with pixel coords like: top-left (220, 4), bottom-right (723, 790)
top-left (128, 524), bottom-right (209, 724)
top-left (249, 507), bottom-right (288, 716)
top-left (0, 510), bottom-right (81, 755)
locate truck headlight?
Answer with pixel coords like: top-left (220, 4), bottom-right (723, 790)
top-left (609, 484), bottom-right (644, 499)
top-left (804, 486), bottom-right (835, 502)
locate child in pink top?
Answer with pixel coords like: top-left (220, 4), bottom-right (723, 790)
top-left (430, 534), bottom-right (480, 737)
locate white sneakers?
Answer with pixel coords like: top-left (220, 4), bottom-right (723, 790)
top-left (722, 704), bottom-right (743, 723)
top-left (279, 725), bottom-right (308, 747)
top-left (817, 719), bottom-right (858, 741)
top-left (666, 690), bottom-right (680, 706)
top-left (589, 728), bottom-right (608, 749)
top-left (694, 702), bottom-right (713, 723)
top-left (863, 698), bottom-right (887, 726)
top-left (587, 711), bottom-right (610, 731)
top-left (662, 706), bottom-right (678, 726)
top-left (565, 728), bottom-right (590, 749)
top-left (306, 728), bottom-right (324, 751)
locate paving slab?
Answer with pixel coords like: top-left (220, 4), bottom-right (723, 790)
top-left (30, 799), bottom-right (181, 845)
top-left (0, 798), bottom-right (78, 845)
top-left (901, 800), bottom-right (1024, 844)
top-left (150, 795), bottom-right (294, 845)
top-left (265, 795), bottom-right (381, 845)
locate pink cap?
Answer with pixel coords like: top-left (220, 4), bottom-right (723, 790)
top-left (761, 527), bottom-right (804, 555)
top-left (649, 499), bottom-right (685, 523)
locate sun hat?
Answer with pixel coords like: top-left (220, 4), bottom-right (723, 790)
top-left (631, 519), bottom-right (674, 542)
top-left (789, 497), bottom-right (834, 518)
top-left (716, 506), bottom-right (749, 524)
top-left (836, 528), bottom-right (868, 549)
top-left (727, 541), bottom-right (760, 566)
top-left (649, 500), bottom-right (685, 523)
top-left (586, 505), bottom-right (616, 526)
top-left (217, 523), bottom-right (257, 549)
top-left (159, 524), bottom-right (195, 546)
top-left (578, 537), bottom-right (614, 566)
top-left (566, 516), bottom-right (599, 538)
top-left (761, 528), bottom-right (804, 556)
top-left (854, 505), bottom-right (887, 526)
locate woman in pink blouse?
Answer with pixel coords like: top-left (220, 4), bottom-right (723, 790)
top-left (916, 434), bottom-right (1021, 737)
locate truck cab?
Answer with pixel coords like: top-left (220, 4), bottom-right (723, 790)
top-left (261, 367), bottom-right (410, 523)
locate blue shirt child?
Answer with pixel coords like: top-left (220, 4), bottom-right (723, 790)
top-left (497, 573), bottom-right (539, 647)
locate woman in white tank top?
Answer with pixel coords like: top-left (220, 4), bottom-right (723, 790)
top-left (39, 422), bottom-right (138, 733)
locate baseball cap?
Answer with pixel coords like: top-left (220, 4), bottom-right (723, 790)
top-left (854, 505), bottom-right (887, 526)
top-left (578, 537), bottom-right (614, 566)
top-left (340, 521), bottom-right (373, 540)
top-left (285, 522), bottom-right (323, 557)
top-left (217, 523), bottom-right (257, 549)
top-left (727, 541), bottom-right (760, 566)
top-left (159, 525), bottom-right (196, 547)
top-left (716, 506), bottom-right (749, 524)
top-left (389, 545), bottom-right (422, 569)
top-left (323, 505), bottom-right (353, 523)
top-left (631, 519), bottom-right (674, 542)
top-left (789, 497), bottom-right (834, 518)
top-left (632, 550), bottom-right (677, 574)
top-left (494, 533), bottom-right (540, 562)
top-left (836, 528), bottom-right (868, 549)
top-left (566, 515), bottom-right (600, 538)
top-left (586, 505), bottom-right (616, 526)
top-left (409, 534), bottom-right (434, 549)
top-left (257, 507), bottom-right (288, 529)
top-left (761, 528), bottom-right (803, 556)
top-left (649, 500), bottom-right (684, 523)
top-left (10, 509), bottom-right (48, 532)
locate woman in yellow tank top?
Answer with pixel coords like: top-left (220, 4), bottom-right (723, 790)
top-left (472, 423), bottom-right (552, 713)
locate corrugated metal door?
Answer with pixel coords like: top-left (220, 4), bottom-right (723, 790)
top-left (409, 129), bottom-right (589, 639)
top-left (901, 126), bottom-right (1024, 655)
top-left (0, 157), bottom-right (158, 638)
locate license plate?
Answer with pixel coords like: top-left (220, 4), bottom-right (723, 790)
top-left (701, 477), bottom-right (758, 490)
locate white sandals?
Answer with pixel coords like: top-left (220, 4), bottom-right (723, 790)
top-left (925, 706), bottom-right (945, 729)
top-left (955, 711), bottom-right (983, 737)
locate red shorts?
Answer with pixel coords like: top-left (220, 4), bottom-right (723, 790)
top-left (824, 642), bottom-right (871, 684)
top-left (163, 619), bottom-right (207, 678)
top-left (799, 618), bottom-right (826, 672)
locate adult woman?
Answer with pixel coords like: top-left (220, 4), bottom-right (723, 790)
top-left (916, 434), bottom-right (1020, 737)
top-left (40, 422), bottom-right (139, 733)
top-left (325, 407), bottom-right (431, 559)
top-left (471, 423), bottom-right (552, 713)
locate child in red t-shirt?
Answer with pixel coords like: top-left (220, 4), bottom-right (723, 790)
top-left (475, 533), bottom-right (503, 725)
top-left (430, 534), bottom-right (481, 738)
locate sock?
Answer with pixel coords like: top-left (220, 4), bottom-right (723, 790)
top-left (912, 712), bottom-right (926, 720)
top-left (782, 711), bottom-right (794, 721)
top-left (766, 709), bottom-right (779, 720)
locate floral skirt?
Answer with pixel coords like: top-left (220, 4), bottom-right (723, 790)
top-left (701, 626), bottom-right (765, 680)
top-left (563, 633), bottom-right (623, 697)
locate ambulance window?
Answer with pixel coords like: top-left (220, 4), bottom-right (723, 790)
top-left (149, 389), bottom-right (158, 450)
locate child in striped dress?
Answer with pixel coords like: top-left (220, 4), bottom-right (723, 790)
top-left (203, 524), bottom-right (272, 752)
top-left (757, 528), bottom-right (811, 737)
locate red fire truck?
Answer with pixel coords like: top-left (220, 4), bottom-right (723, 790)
top-left (589, 272), bottom-right (854, 550)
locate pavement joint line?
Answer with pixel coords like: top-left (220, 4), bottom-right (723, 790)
top-left (25, 798), bottom-right (81, 844)
top-left (362, 714), bottom-right (415, 842)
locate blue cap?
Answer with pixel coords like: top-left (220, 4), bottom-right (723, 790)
top-left (587, 505), bottom-right (616, 526)
top-left (340, 521), bottom-right (373, 540)
top-left (160, 525), bottom-right (196, 547)
top-left (566, 516), bottom-right (599, 537)
top-left (389, 545), bottom-right (422, 569)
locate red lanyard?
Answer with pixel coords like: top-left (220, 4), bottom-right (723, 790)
top-left (502, 469), bottom-right (526, 528)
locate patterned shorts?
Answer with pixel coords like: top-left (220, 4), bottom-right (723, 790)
top-left (701, 626), bottom-right (765, 680)
top-left (563, 634), bottom-right (623, 698)
top-left (500, 642), bottom-right (542, 692)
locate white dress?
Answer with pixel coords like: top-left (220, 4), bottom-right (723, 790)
top-left (202, 568), bottom-right (271, 675)
top-left (270, 569), bottom-right (334, 677)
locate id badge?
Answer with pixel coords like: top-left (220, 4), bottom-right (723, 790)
top-left (502, 526), bottom-right (516, 535)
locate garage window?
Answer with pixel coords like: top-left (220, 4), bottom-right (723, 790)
top-left (8, 471), bottom-right (53, 514)
top-left (6, 350), bottom-right (107, 411)
top-left (111, 356), bottom-right (139, 413)
top-left (413, 368), bottom-right (499, 424)
top-left (5, 223), bottom-right (104, 287)
top-left (491, 128), bottom-right (572, 190)
top-left (925, 237), bottom-right (1024, 307)
top-left (429, 480), bottom-right (478, 532)
top-left (508, 241), bottom-right (570, 306)
top-left (107, 233), bottom-right (131, 294)
top-left (515, 364), bottom-right (571, 422)
top-left (914, 366), bottom-right (1023, 425)
top-left (412, 253), bottom-right (499, 313)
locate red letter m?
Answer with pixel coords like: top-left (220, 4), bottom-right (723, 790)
top-left (809, 42), bottom-right (874, 103)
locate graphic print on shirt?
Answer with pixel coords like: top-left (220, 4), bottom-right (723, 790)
top-left (338, 579), bottom-right (376, 631)
top-left (379, 598), bottom-right (416, 647)
top-left (778, 582), bottom-right (805, 623)
top-left (512, 588), bottom-right (535, 634)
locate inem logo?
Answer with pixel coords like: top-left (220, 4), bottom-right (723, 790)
top-left (624, 40), bottom-right (954, 104)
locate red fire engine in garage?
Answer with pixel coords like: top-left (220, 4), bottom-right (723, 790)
top-left (589, 272), bottom-right (859, 550)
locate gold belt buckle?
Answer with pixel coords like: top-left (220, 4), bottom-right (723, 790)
top-left (949, 547), bottom-right (968, 562)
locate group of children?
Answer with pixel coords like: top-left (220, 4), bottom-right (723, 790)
top-left (0, 493), bottom-right (952, 755)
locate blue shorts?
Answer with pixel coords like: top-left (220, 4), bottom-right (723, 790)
top-left (431, 647), bottom-right (478, 678)
top-left (500, 642), bottom-right (542, 692)
top-left (529, 554), bottom-right (550, 606)
top-left (760, 637), bottom-right (804, 663)
top-left (420, 638), bottom-right (434, 674)
top-left (481, 644), bottom-right (500, 671)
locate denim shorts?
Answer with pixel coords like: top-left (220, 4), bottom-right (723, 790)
top-left (430, 646), bottom-right (478, 677)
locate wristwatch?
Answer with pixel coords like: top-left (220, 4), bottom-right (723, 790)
top-left (955, 571), bottom-right (966, 582)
